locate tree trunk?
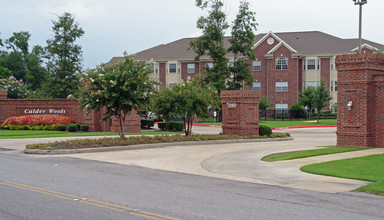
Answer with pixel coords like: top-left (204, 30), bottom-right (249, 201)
top-left (119, 116), bottom-right (126, 139)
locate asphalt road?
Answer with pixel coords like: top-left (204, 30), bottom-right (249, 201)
top-left (1, 151), bottom-right (384, 220)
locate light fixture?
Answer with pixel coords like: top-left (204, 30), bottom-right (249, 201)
top-left (353, 0), bottom-right (368, 54)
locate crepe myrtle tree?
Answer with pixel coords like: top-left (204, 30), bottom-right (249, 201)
top-left (80, 54), bottom-right (157, 138)
top-left (153, 77), bottom-right (219, 136)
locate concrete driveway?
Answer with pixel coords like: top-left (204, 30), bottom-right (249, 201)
top-left (2, 127), bottom-right (383, 193)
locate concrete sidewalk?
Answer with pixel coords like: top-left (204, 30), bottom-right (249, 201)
top-left (2, 127), bottom-right (383, 193)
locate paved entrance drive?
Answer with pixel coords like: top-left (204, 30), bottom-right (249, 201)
top-left (57, 127), bottom-right (384, 193)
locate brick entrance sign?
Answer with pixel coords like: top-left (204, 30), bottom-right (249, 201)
top-left (336, 54), bottom-right (384, 148)
top-left (0, 91), bottom-right (140, 132)
top-left (220, 90), bottom-right (260, 136)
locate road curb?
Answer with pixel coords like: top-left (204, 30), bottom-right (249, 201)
top-left (24, 137), bottom-right (294, 155)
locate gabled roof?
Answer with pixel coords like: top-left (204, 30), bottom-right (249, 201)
top-left (106, 31), bottom-right (384, 65)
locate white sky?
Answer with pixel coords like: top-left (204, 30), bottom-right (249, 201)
top-left (1, 0), bottom-right (383, 69)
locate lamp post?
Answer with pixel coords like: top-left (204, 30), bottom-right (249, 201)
top-left (353, 0), bottom-right (367, 54)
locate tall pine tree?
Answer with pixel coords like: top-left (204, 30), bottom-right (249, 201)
top-left (45, 12), bottom-right (84, 98)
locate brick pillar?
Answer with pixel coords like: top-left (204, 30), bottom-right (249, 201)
top-left (0, 90), bottom-right (7, 99)
top-left (220, 90), bottom-right (260, 136)
top-left (336, 54), bottom-right (384, 148)
top-left (112, 109), bottom-right (141, 134)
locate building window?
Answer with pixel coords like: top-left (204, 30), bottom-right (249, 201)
top-left (178, 63), bottom-right (181, 73)
top-left (252, 61), bottom-right (261, 71)
top-left (330, 81), bottom-right (334, 91)
top-left (307, 59), bottom-right (316, 70)
top-left (169, 83), bottom-right (175, 88)
top-left (275, 82), bottom-right (288, 92)
top-left (155, 64), bottom-right (159, 74)
top-left (206, 62), bottom-right (213, 70)
top-left (252, 82), bottom-right (261, 91)
top-left (228, 62), bottom-right (234, 67)
top-left (169, 64), bottom-right (177, 73)
top-left (335, 81), bottom-right (338, 91)
top-left (303, 60), bottom-right (306, 70)
top-left (330, 58), bottom-right (334, 70)
top-left (317, 59), bottom-right (320, 69)
top-left (306, 81), bottom-right (316, 87)
top-left (187, 63), bottom-right (195, 73)
top-left (276, 57), bottom-right (288, 70)
top-left (275, 103), bottom-right (288, 113)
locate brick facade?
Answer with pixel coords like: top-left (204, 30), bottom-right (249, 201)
top-left (336, 54), bottom-right (384, 148)
top-left (221, 90), bottom-right (260, 136)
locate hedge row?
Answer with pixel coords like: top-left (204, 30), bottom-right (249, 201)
top-left (141, 119), bottom-right (155, 129)
top-left (158, 121), bottom-right (185, 131)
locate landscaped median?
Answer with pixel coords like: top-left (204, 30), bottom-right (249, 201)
top-left (24, 133), bottom-right (292, 155)
top-left (262, 145), bottom-right (384, 196)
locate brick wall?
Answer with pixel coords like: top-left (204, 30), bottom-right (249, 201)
top-left (221, 90), bottom-right (260, 136)
top-left (336, 54), bottom-right (384, 148)
top-left (0, 95), bottom-right (140, 133)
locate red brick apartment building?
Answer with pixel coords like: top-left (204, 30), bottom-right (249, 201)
top-left (107, 31), bottom-right (384, 112)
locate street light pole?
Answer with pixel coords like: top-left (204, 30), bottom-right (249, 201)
top-left (353, 0), bottom-right (367, 54)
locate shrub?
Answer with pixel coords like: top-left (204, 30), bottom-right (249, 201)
top-left (67, 124), bottom-right (78, 132)
top-left (56, 124), bottom-right (66, 131)
top-left (75, 123), bottom-right (81, 130)
top-left (80, 124), bottom-right (89, 131)
top-left (2, 115), bottom-right (74, 126)
top-left (289, 103), bottom-right (306, 119)
top-left (170, 121), bottom-right (185, 131)
top-left (259, 125), bottom-right (272, 136)
top-left (141, 119), bottom-right (155, 129)
top-left (158, 122), bottom-right (166, 130)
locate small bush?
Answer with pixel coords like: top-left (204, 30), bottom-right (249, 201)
top-left (75, 123), bottom-right (81, 130)
top-left (56, 124), bottom-right (66, 131)
top-left (67, 124), bottom-right (78, 132)
top-left (290, 103), bottom-right (306, 119)
top-left (259, 125), bottom-right (272, 136)
top-left (80, 124), bottom-right (89, 132)
top-left (170, 121), bottom-right (185, 131)
top-left (141, 119), bottom-right (155, 129)
top-left (158, 122), bottom-right (166, 130)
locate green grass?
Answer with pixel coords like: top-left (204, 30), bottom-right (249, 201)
top-left (0, 130), bottom-right (176, 139)
top-left (301, 154), bottom-right (384, 196)
top-left (262, 146), bottom-right (370, 162)
top-left (195, 119), bottom-right (337, 127)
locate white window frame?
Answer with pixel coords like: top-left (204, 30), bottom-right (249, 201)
top-left (307, 59), bottom-right (316, 70)
top-left (168, 63), bottom-right (177, 73)
top-left (155, 63), bottom-right (159, 74)
top-left (276, 57), bottom-right (288, 70)
top-left (252, 61), bottom-right (261, 71)
top-left (275, 103), bottom-right (288, 113)
top-left (206, 62), bottom-right (213, 69)
top-left (187, 63), bottom-right (195, 73)
top-left (306, 81), bottom-right (316, 87)
top-left (275, 82), bottom-right (288, 92)
top-left (252, 82), bottom-right (261, 91)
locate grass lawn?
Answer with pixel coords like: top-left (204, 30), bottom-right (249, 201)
top-left (301, 154), bottom-right (384, 196)
top-left (0, 130), bottom-right (177, 139)
top-left (262, 146), bottom-right (370, 162)
top-left (195, 119), bottom-right (337, 127)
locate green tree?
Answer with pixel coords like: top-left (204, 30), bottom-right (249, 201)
top-left (299, 79), bottom-right (332, 123)
top-left (45, 12), bottom-right (84, 98)
top-left (151, 88), bottom-right (176, 130)
top-left (80, 54), bottom-right (156, 139)
top-left (152, 77), bottom-right (218, 136)
top-left (0, 32), bottom-right (48, 90)
top-left (259, 97), bottom-right (272, 112)
top-left (190, 0), bottom-right (229, 95)
top-left (227, 0), bottom-right (257, 90)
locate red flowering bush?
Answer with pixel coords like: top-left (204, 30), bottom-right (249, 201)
top-left (2, 115), bottom-right (75, 126)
